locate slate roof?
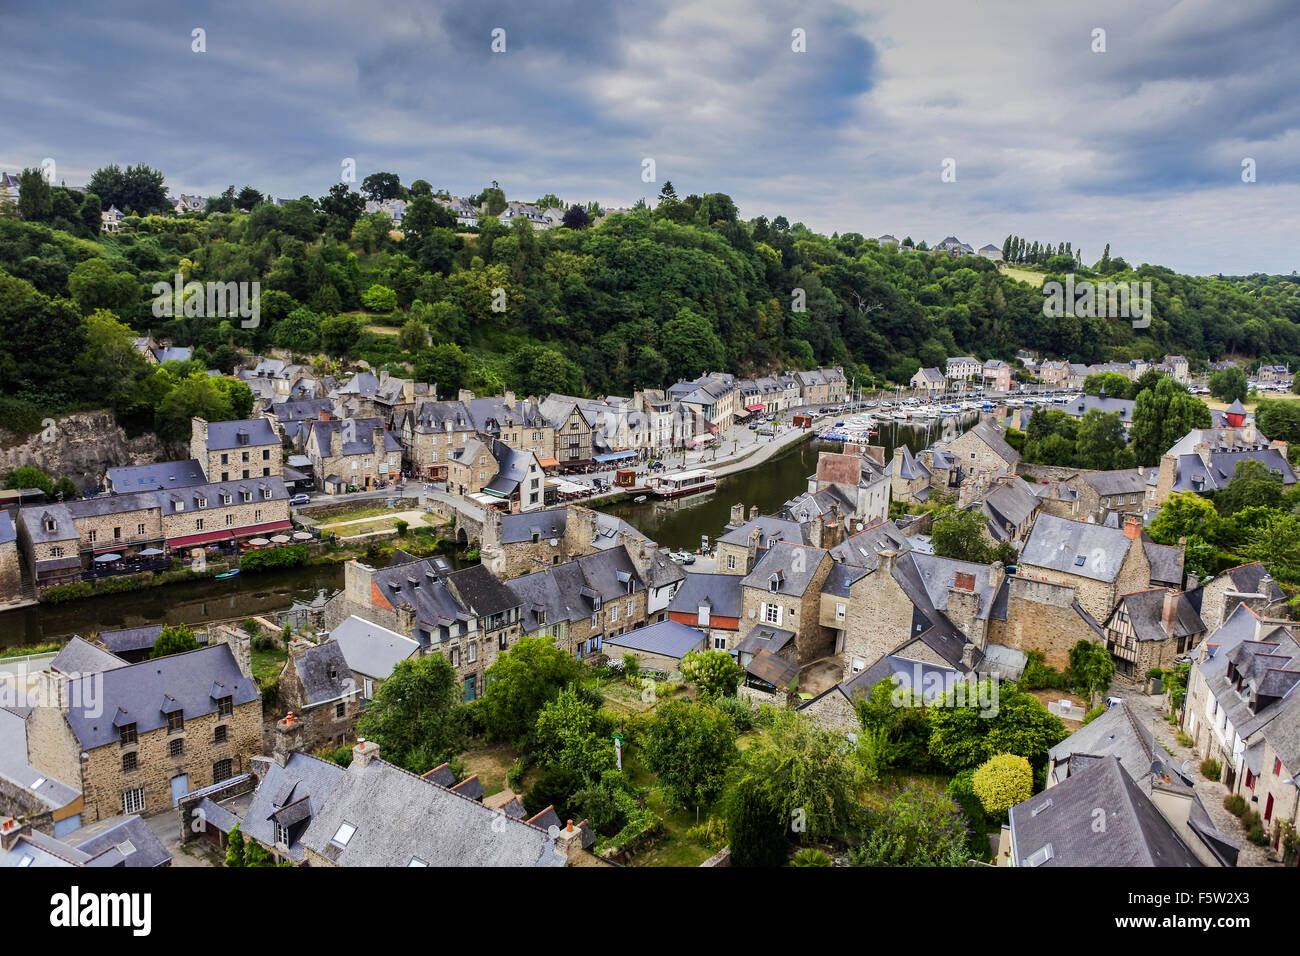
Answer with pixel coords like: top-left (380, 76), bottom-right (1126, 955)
top-left (828, 520), bottom-right (913, 569)
top-left (1107, 589), bottom-right (1204, 644)
top-left (1223, 562), bottom-right (1286, 604)
top-left (106, 459), bottom-right (208, 492)
top-left (62, 814), bottom-right (172, 867)
top-left (0, 511), bottom-right (13, 547)
top-left (330, 615), bottom-right (421, 680)
top-left (292, 640), bottom-right (357, 705)
top-left (1080, 469), bottom-right (1148, 497)
top-left (603, 621), bottom-right (706, 660)
top-left (299, 756), bottom-right (564, 867)
top-left (822, 562), bottom-right (871, 598)
top-left (240, 752), bottom-right (346, 862)
top-left (62, 645), bottom-right (258, 751)
top-left (1053, 394), bottom-right (1136, 423)
top-left (1049, 701), bottom-right (1157, 785)
top-left (1144, 540), bottom-right (1185, 588)
top-left (1195, 604), bottom-right (1300, 744)
top-left (446, 562), bottom-right (523, 617)
top-left (0, 708), bottom-right (81, 811)
top-left (1171, 449), bottom-right (1296, 493)
top-left (894, 444), bottom-right (931, 481)
top-left (741, 542), bottom-right (826, 597)
top-left (962, 420), bottom-right (1021, 466)
top-left (668, 572), bottom-right (744, 619)
top-left (839, 654), bottom-right (965, 704)
top-left (97, 625), bottom-right (164, 656)
top-left (1009, 755), bottom-right (1203, 867)
top-left (716, 515), bottom-right (809, 548)
top-left (977, 477), bottom-right (1039, 539)
top-left (203, 418), bottom-right (279, 450)
top-left (1018, 513), bottom-right (1133, 583)
top-left (497, 507), bottom-right (640, 547)
top-left (49, 637), bottom-right (128, 676)
top-left (308, 417), bottom-right (402, 456)
top-left (735, 625), bottom-right (795, 656)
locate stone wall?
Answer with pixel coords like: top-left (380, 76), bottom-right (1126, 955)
top-left (987, 575), bottom-right (1091, 670)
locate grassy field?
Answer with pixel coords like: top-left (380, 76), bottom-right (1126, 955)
top-left (313, 504), bottom-right (406, 524)
top-left (999, 265), bottom-right (1047, 288)
top-left (459, 744), bottom-right (518, 798)
top-left (251, 643), bottom-right (287, 685)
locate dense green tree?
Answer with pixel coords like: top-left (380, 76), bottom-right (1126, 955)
top-left (1214, 459), bottom-right (1286, 516)
top-left (414, 342), bottom-right (473, 395)
top-left (4, 465), bottom-right (55, 496)
top-left (319, 314), bottom-right (364, 356)
top-left (17, 168), bottom-right (52, 221)
top-left (1254, 399), bottom-right (1300, 444)
top-left (478, 636), bottom-right (586, 746)
top-left (927, 681), bottom-right (1066, 771)
top-left (0, 272), bottom-right (85, 393)
top-left (361, 171), bottom-right (405, 202)
top-left (151, 625), bottom-right (199, 658)
top-left (724, 776), bottom-right (789, 867)
top-left (355, 653), bottom-right (463, 774)
top-left (1208, 366), bottom-right (1249, 404)
top-left (67, 259), bottom-right (139, 315)
top-left (86, 163), bottom-right (169, 215)
top-left (560, 204), bottom-right (591, 230)
top-left (1068, 640), bottom-right (1116, 707)
top-left (644, 700), bottom-right (739, 809)
top-left (532, 687), bottom-right (615, 776)
top-left (1074, 409), bottom-right (1133, 470)
top-left (1148, 491), bottom-right (1220, 545)
top-left (660, 308), bottom-right (726, 380)
top-left (1130, 377), bottom-right (1212, 466)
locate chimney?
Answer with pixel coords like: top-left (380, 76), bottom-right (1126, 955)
top-left (1123, 514), bottom-right (1141, 540)
top-left (373, 425), bottom-right (388, 460)
top-left (274, 712), bottom-right (302, 767)
top-left (208, 624), bottom-right (254, 680)
top-left (876, 548), bottom-right (898, 576)
top-left (947, 577), bottom-right (982, 642)
top-left (329, 423), bottom-right (343, 458)
top-left (503, 390), bottom-right (516, 405)
top-left (287, 637), bottom-right (312, 661)
top-left (352, 737), bottom-right (380, 768)
top-left (553, 818), bottom-right (586, 864)
top-left (458, 388), bottom-right (475, 404)
top-left (0, 817), bottom-right (28, 853)
top-left (730, 503), bottom-right (744, 527)
top-left (1161, 590), bottom-right (1180, 638)
top-left (749, 505), bottom-right (759, 521)
top-left (746, 527), bottom-right (761, 572)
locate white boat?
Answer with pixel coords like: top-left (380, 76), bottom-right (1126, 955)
top-left (652, 469), bottom-right (717, 499)
top-left (634, 495), bottom-right (646, 503)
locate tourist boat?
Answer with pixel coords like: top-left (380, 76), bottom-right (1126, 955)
top-left (653, 469), bottom-right (717, 499)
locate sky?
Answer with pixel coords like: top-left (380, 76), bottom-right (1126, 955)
top-left (3, 0), bottom-right (1298, 275)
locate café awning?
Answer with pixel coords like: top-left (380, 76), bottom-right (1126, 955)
top-left (594, 451), bottom-right (636, 464)
top-left (745, 404), bottom-right (767, 412)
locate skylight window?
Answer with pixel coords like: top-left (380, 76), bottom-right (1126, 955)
top-left (17, 855), bottom-right (33, 867)
top-left (1023, 843), bottom-right (1054, 867)
top-left (408, 857), bottom-right (428, 867)
top-left (1073, 556), bottom-right (1086, 567)
top-left (331, 822), bottom-right (357, 847)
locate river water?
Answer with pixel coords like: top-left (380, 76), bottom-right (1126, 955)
top-left (0, 417), bottom-right (965, 647)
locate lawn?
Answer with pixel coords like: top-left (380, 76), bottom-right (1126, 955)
top-left (314, 504), bottom-right (406, 524)
top-left (1000, 265), bottom-right (1047, 288)
top-left (251, 643), bottom-right (288, 685)
top-left (458, 743), bottom-right (518, 798)
top-left (633, 790), bottom-right (716, 867)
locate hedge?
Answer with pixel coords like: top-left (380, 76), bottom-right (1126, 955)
top-left (240, 544), bottom-right (309, 573)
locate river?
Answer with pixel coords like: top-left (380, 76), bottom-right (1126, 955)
top-left (0, 417), bottom-right (967, 647)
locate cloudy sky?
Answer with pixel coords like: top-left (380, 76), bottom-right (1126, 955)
top-left (4, 0), bottom-right (1298, 274)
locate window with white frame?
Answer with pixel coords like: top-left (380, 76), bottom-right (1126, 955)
top-left (836, 602), bottom-right (846, 622)
top-left (122, 787), bottom-right (145, 814)
top-left (763, 603), bottom-right (782, 625)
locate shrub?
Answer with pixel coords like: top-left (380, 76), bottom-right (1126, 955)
top-left (251, 633), bottom-right (277, 652)
top-left (1176, 730), bottom-right (1193, 747)
top-left (1242, 809), bottom-right (1262, 830)
top-left (1200, 758), bottom-right (1222, 781)
top-left (791, 848), bottom-right (834, 867)
top-left (711, 694), bottom-right (755, 732)
top-left (972, 754), bottom-right (1033, 818)
top-left (1081, 705), bottom-right (1105, 725)
top-left (522, 766), bottom-right (584, 820)
top-left (947, 770), bottom-right (991, 859)
top-left (1247, 824), bottom-right (1269, 846)
top-left (330, 746), bottom-right (353, 768)
top-left (686, 815), bottom-right (728, 850)
top-left (395, 519), bottom-right (409, 536)
top-left (240, 544), bottom-right (309, 573)
top-left (1223, 793), bottom-right (1247, 816)
top-left (1021, 650), bottom-right (1067, 690)
top-left (725, 778), bottom-right (789, 868)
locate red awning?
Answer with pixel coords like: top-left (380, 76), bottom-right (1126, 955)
top-left (167, 519), bottom-right (293, 549)
top-left (745, 404), bottom-right (766, 412)
top-left (537, 458), bottom-right (560, 468)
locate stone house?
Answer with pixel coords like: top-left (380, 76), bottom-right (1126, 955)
top-left (1102, 588), bottom-right (1206, 682)
top-left (24, 641), bottom-right (262, 825)
top-left (982, 360), bottom-right (1013, 392)
top-left (909, 367), bottom-right (946, 396)
top-left (889, 444), bottom-right (934, 505)
top-left (739, 542), bottom-right (834, 666)
top-left (0, 512), bottom-right (21, 606)
top-left (667, 572), bottom-right (744, 651)
top-left (1194, 562), bottom-right (1288, 633)
top-left (792, 368), bottom-right (847, 407)
top-left (328, 614), bottom-right (421, 701)
top-left (190, 416), bottom-right (283, 482)
top-left (509, 546), bottom-right (650, 661)
top-left (1014, 513), bottom-right (1153, 623)
top-left (275, 638), bottom-right (362, 752)
top-left (479, 504), bottom-right (652, 578)
top-left (1067, 468), bottom-right (1157, 523)
top-left (946, 356), bottom-right (982, 382)
top-left (396, 400), bottom-right (476, 481)
top-left (466, 392), bottom-right (555, 460)
top-left (1182, 603), bottom-right (1300, 849)
top-left (714, 514), bottom-right (810, 577)
top-left (303, 416), bottom-right (402, 493)
top-left (985, 574), bottom-right (1105, 671)
top-left (669, 375), bottom-right (741, 434)
top-left (944, 419), bottom-right (1020, 481)
top-left (1038, 361), bottom-right (1069, 386)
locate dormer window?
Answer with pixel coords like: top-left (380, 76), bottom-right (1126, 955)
top-left (43, 515), bottom-right (56, 533)
top-left (174, 500), bottom-right (184, 512)
top-left (222, 493), bottom-right (231, 505)
top-left (264, 489), bottom-right (272, 500)
top-left (197, 496), bottom-right (207, 508)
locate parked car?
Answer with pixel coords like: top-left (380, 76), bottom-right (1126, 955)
top-left (668, 549), bottom-right (696, 565)
top-left (289, 493), bottom-right (311, 506)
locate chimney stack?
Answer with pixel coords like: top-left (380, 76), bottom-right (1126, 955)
top-left (1123, 514), bottom-right (1142, 540)
top-left (730, 503), bottom-right (745, 527)
top-left (749, 505), bottom-right (759, 521)
top-left (0, 816), bottom-right (28, 853)
top-left (876, 548), bottom-right (898, 576)
top-left (274, 712), bottom-right (302, 767)
top-left (1161, 590), bottom-right (1180, 639)
top-left (553, 818), bottom-right (586, 863)
top-left (352, 737), bottom-right (380, 768)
